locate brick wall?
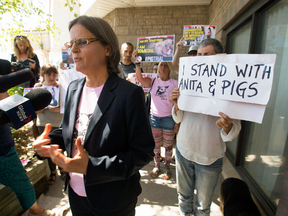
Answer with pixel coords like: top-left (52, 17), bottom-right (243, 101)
top-left (104, 6), bottom-right (209, 73)
top-left (208, 0), bottom-right (255, 50)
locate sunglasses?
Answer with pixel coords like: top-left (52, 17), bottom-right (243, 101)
top-left (64, 37), bottom-right (101, 49)
top-left (16, 35), bottom-right (27, 38)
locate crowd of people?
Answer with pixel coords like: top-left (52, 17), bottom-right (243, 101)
top-left (0, 14), bottom-right (262, 216)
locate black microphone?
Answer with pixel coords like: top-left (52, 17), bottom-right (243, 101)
top-left (0, 88), bottom-right (52, 129)
top-left (0, 68), bottom-right (34, 93)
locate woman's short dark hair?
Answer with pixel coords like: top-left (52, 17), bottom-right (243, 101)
top-left (69, 15), bottom-right (120, 75)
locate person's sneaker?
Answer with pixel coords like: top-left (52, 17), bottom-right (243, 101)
top-left (28, 209), bottom-right (56, 216)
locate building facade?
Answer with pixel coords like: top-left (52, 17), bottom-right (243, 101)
top-left (99, 0), bottom-right (288, 215)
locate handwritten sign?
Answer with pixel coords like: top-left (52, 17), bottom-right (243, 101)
top-left (136, 35), bottom-right (175, 62)
top-left (128, 73), bottom-right (158, 92)
top-left (183, 25), bottom-right (216, 46)
top-left (178, 54), bottom-right (276, 123)
top-left (59, 68), bottom-right (85, 113)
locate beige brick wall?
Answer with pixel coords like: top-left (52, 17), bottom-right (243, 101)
top-left (104, 6), bottom-right (209, 73)
top-left (209, 0), bottom-right (256, 50)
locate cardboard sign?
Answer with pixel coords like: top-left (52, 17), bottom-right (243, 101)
top-left (136, 35), bottom-right (175, 62)
top-left (178, 54), bottom-right (276, 123)
top-left (24, 85), bottom-right (60, 107)
top-left (59, 69), bottom-right (85, 113)
top-left (128, 73), bottom-right (158, 92)
top-left (183, 25), bottom-right (216, 46)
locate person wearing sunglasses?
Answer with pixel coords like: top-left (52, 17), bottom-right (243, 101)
top-left (32, 15), bottom-right (154, 216)
top-left (11, 35), bottom-right (40, 87)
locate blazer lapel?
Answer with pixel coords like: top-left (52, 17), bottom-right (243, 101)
top-left (66, 78), bottom-right (86, 157)
top-left (84, 74), bottom-right (118, 146)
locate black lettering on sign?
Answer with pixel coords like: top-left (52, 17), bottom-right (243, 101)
top-left (209, 79), bottom-right (216, 96)
top-left (221, 80), bottom-right (231, 95)
top-left (248, 82), bottom-right (258, 97)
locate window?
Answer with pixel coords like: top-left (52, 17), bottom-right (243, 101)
top-left (226, 0), bottom-right (288, 213)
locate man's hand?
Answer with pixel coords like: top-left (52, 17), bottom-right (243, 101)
top-left (216, 112), bottom-right (233, 134)
top-left (170, 88), bottom-right (180, 105)
top-left (49, 137), bottom-right (89, 174)
top-left (132, 50), bottom-right (138, 61)
top-left (176, 37), bottom-right (184, 51)
top-left (174, 123), bottom-right (180, 133)
top-left (170, 88), bottom-right (180, 114)
top-left (32, 124), bottom-right (62, 157)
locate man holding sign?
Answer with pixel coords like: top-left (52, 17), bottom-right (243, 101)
top-left (170, 38), bottom-right (241, 216)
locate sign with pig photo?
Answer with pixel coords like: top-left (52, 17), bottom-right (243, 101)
top-left (136, 35), bottom-right (175, 62)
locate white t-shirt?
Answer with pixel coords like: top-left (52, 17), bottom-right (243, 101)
top-left (69, 84), bottom-right (103, 197)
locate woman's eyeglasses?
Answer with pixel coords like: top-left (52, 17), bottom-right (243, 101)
top-left (64, 37), bottom-right (101, 49)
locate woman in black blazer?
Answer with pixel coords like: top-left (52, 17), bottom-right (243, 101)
top-left (33, 15), bottom-right (155, 216)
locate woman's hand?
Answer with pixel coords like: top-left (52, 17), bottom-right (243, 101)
top-left (29, 61), bottom-right (36, 69)
top-left (32, 124), bottom-right (62, 157)
top-left (216, 112), bottom-right (233, 134)
top-left (49, 137), bottom-right (89, 174)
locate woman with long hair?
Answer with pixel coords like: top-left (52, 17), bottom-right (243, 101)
top-left (11, 35), bottom-right (40, 87)
top-left (133, 56), bottom-right (178, 180)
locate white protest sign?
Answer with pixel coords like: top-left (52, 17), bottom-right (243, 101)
top-left (59, 68), bottom-right (85, 113)
top-left (128, 73), bottom-right (158, 92)
top-left (178, 54), bottom-right (276, 123)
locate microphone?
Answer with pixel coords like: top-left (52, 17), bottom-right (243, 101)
top-left (0, 68), bottom-right (34, 93)
top-left (0, 88), bottom-right (52, 129)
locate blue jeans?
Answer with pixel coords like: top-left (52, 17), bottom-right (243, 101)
top-left (149, 114), bottom-right (175, 130)
top-left (176, 147), bottom-right (223, 216)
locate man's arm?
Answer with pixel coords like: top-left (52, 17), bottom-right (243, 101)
top-left (172, 37), bottom-right (184, 73)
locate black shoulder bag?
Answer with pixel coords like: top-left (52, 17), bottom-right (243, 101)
top-left (145, 78), bottom-right (156, 115)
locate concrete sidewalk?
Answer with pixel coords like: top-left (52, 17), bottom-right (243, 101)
top-left (22, 158), bottom-right (222, 216)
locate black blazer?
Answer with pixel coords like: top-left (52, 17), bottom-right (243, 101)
top-left (49, 73), bottom-right (155, 212)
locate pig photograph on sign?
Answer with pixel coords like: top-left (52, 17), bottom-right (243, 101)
top-left (136, 35), bottom-right (175, 62)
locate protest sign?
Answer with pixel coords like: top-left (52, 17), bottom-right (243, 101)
top-left (24, 85), bottom-right (60, 107)
top-left (178, 54), bottom-right (276, 123)
top-left (59, 68), bottom-right (85, 113)
top-left (183, 25), bottom-right (216, 46)
top-left (128, 73), bottom-right (158, 92)
top-left (62, 49), bottom-right (74, 69)
top-left (136, 35), bottom-right (175, 62)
